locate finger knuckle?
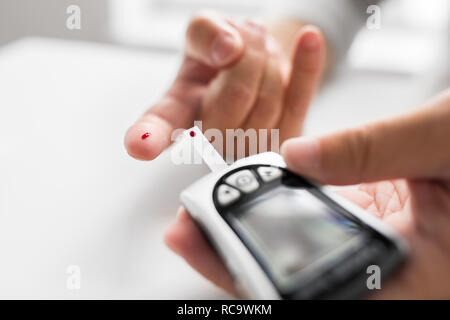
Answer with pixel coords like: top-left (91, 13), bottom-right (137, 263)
top-left (258, 84), bottom-right (282, 106)
top-left (258, 89), bottom-right (278, 104)
top-left (248, 48), bottom-right (267, 66)
top-left (346, 126), bottom-right (374, 182)
top-left (225, 83), bottom-right (254, 104)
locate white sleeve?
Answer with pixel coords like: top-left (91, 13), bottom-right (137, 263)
top-left (268, 0), bottom-right (382, 61)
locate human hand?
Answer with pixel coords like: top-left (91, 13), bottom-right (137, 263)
top-left (281, 89), bottom-right (450, 299)
top-left (165, 89), bottom-right (450, 299)
top-left (124, 12), bottom-right (325, 161)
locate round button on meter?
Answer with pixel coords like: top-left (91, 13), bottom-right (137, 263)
top-left (225, 170), bottom-right (259, 193)
top-left (236, 175), bottom-right (252, 187)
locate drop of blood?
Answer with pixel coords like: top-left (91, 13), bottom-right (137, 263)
top-left (141, 132), bottom-right (151, 140)
top-left (189, 131), bottom-right (196, 137)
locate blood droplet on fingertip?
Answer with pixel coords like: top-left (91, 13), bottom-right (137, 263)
top-left (141, 132), bottom-right (151, 140)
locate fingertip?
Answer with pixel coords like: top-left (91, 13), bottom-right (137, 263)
top-left (211, 31), bottom-right (244, 67)
top-left (298, 25), bottom-right (323, 51)
top-left (280, 138), bottom-right (297, 166)
top-left (212, 18), bottom-right (244, 68)
top-left (163, 208), bottom-right (189, 253)
top-left (187, 11), bottom-right (244, 68)
top-left (164, 223), bottom-right (183, 255)
top-left (163, 223), bottom-right (178, 252)
top-left (281, 136), bottom-right (321, 176)
top-left (124, 122), bottom-right (170, 161)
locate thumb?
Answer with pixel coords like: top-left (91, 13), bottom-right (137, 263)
top-left (281, 90), bottom-right (450, 185)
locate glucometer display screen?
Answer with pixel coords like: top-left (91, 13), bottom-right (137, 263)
top-left (229, 186), bottom-right (362, 291)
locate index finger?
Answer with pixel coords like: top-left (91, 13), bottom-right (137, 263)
top-left (124, 58), bottom-right (210, 160)
top-left (125, 13), bottom-right (245, 161)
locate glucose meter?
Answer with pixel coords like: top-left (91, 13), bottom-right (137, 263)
top-left (179, 127), bottom-right (408, 299)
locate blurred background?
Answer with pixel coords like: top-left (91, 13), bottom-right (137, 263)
top-left (0, 0), bottom-right (448, 299)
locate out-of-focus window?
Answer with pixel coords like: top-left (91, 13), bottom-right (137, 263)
top-left (109, 0), bottom-right (269, 50)
top-left (348, 0), bottom-right (449, 75)
top-left (109, 0), bottom-right (448, 79)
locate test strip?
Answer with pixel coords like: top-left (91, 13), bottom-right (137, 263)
top-left (184, 126), bottom-right (228, 172)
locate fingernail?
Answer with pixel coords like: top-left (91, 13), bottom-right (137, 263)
top-left (281, 136), bottom-right (320, 172)
top-left (246, 20), bottom-right (266, 34)
top-left (300, 31), bottom-right (319, 51)
top-left (211, 34), bottom-right (238, 66)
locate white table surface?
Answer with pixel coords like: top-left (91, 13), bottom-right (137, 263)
top-left (0, 37), bottom-right (445, 299)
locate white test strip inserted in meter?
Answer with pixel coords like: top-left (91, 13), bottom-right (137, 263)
top-left (183, 126), bottom-right (228, 172)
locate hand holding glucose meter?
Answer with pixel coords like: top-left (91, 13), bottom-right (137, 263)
top-left (180, 127), bottom-right (408, 299)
